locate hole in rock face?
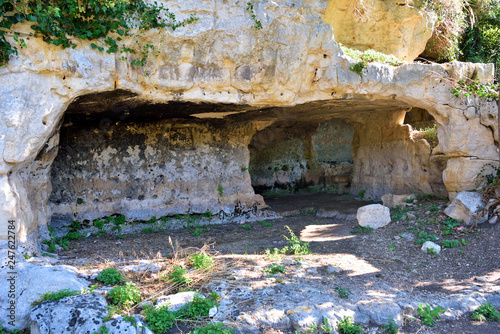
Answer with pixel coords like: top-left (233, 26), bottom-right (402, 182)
top-left (248, 119), bottom-right (354, 197)
top-left (404, 107), bottom-right (438, 149)
top-left (48, 90), bottom-right (259, 228)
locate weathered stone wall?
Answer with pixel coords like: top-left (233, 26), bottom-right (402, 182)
top-left (249, 119), bottom-right (353, 193)
top-left (0, 0), bottom-right (498, 252)
top-left (49, 114), bottom-right (264, 226)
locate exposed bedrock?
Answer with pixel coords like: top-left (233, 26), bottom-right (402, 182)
top-left (0, 0), bottom-right (498, 252)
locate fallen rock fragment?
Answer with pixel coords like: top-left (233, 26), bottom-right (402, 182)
top-left (357, 204), bottom-right (391, 229)
top-left (421, 241), bottom-right (441, 254)
top-left (444, 191), bottom-right (487, 225)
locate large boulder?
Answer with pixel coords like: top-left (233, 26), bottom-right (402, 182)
top-left (30, 294), bottom-right (108, 334)
top-left (357, 204), bottom-right (391, 229)
top-left (0, 261), bottom-right (89, 330)
top-left (444, 191), bottom-right (487, 225)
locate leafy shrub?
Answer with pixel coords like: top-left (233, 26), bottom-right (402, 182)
top-left (442, 239), bottom-right (459, 248)
top-left (97, 268), bottom-right (125, 285)
top-left (417, 303), bottom-right (446, 327)
top-left (415, 232), bottom-right (438, 245)
top-left (176, 292), bottom-right (219, 319)
top-left (0, 0), bottom-right (198, 67)
top-left (337, 316), bottom-right (364, 334)
top-left (166, 266), bottom-right (192, 286)
top-left (190, 253), bottom-right (214, 270)
top-left (144, 292), bottom-right (220, 332)
top-left (143, 305), bottom-right (177, 333)
top-left (65, 231), bottom-right (83, 240)
top-left (334, 286), bottom-right (351, 299)
top-left (263, 264), bottom-right (286, 275)
top-left (282, 225), bottom-right (311, 255)
top-left (471, 302), bottom-right (500, 321)
top-left (108, 282), bottom-right (141, 308)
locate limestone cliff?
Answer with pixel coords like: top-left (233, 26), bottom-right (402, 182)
top-left (0, 0), bottom-right (497, 253)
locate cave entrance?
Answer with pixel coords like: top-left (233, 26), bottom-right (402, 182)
top-left (47, 90), bottom-right (264, 228)
top-left (248, 118), bottom-right (355, 198)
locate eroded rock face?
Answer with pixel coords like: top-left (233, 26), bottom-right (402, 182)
top-left (0, 0), bottom-right (497, 252)
top-left (49, 108), bottom-right (264, 224)
top-left (324, 0), bottom-right (436, 61)
top-left (30, 294), bottom-right (107, 334)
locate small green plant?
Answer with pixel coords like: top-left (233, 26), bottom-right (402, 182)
top-left (461, 238), bottom-right (468, 246)
top-left (426, 248), bottom-right (437, 255)
top-left (240, 224), bottom-right (252, 230)
top-left (264, 263), bottom-right (287, 275)
top-left (320, 317), bottom-right (333, 333)
top-left (92, 325), bottom-right (110, 334)
top-left (146, 216), bottom-right (157, 224)
top-left (93, 218), bottom-right (105, 230)
top-left (337, 316), bottom-right (364, 334)
top-left (451, 79), bottom-right (499, 99)
top-left (259, 220), bottom-right (272, 227)
top-left (389, 241), bottom-right (396, 251)
top-left (415, 232), bottom-right (437, 245)
top-left (217, 185), bottom-right (224, 197)
top-left (123, 315), bottom-right (136, 325)
top-left (97, 268), bottom-right (125, 285)
top-left (69, 220), bottom-right (82, 231)
top-left (142, 227), bottom-right (156, 234)
top-left (245, 2), bottom-right (262, 30)
top-left (334, 286), bottom-right (351, 299)
top-left (24, 254), bottom-right (31, 260)
top-left (357, 190), bottom-right (366, 199)
top-left (190, 227), bottom-right (206, 236)
top-left (203, 210), bottom-right (213, 219)
top-left (241, 166), bottom-right (252, 172)
top-left (380, 318), bottom-right (399, 334)
top-left (190, 323), bottom-right (234, 334)
top-left (441, 217), bottom-right (460, 235)
top-left (302, 209), bottom-right (316, 215)
top-left (350, 61), bottom-right (366, 75)
top-left (108, 282), bottom-right (141, 308)
top-left (471, 302), bottom-right (500, 321)
top-left (429, 203), bottom-right (438, 211)
top-left (166, 265), bottom-right (192, 286)
top-left (442, 239), bottom-right (459, 248)
top-left (265, 248), bottom-right (283, 261)
top-left (417, 303), bottom-right (446, 327)
top-left (33, 289), bottom-right (81, 305)
top-left (176, 292), bottom-right (220, 320)
top-left (190, 253), bottom-right (214, 270)
top-left (77, 198), bottom-right (86, 205)
top-left (282, 225), bottom-right (311, 255)
top-left (143, 305), bottom-right (177, 332)
top-left (65, 231), bottom-right (83, 240)
top-left (391, 207), bottom-right (409, 221)
top-left (350, 225), bottom-right (374, 234)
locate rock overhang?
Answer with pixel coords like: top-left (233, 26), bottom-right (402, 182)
top-left (0, 0), bottom-right (497, 252)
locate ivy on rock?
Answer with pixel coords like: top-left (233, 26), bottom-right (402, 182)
top-left (0, 0), bottom-right (198, 66)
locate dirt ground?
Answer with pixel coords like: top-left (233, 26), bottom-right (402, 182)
top-left (54, 193), bottom-right (500, 334)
